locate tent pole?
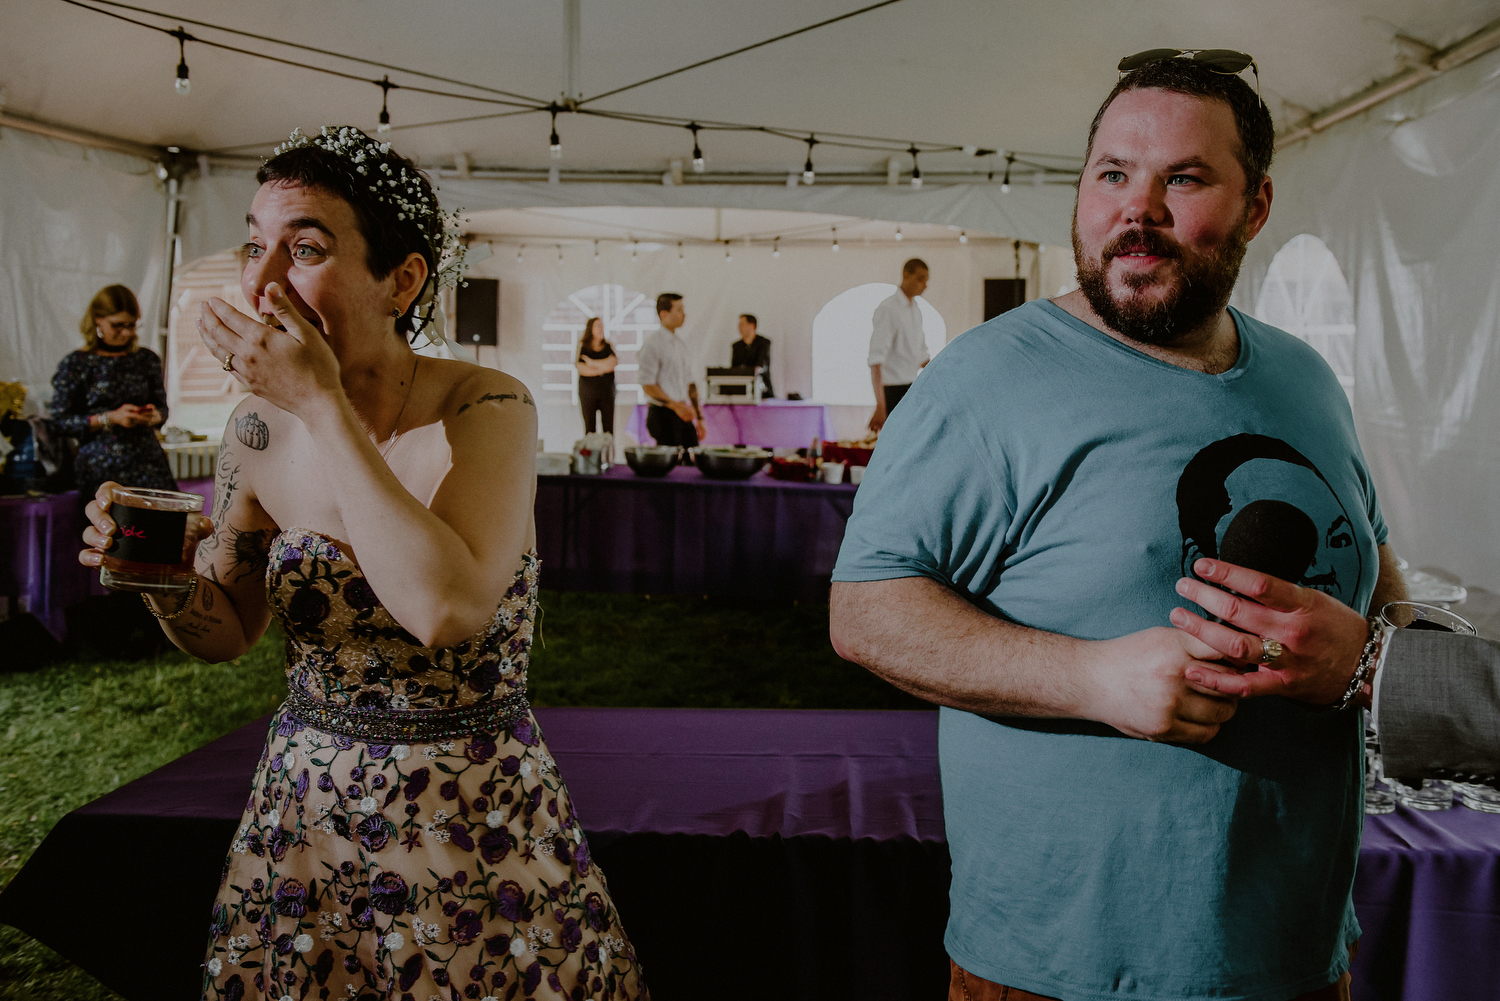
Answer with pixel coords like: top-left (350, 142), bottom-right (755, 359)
top-left (564, 0), bottom-right (582, 103)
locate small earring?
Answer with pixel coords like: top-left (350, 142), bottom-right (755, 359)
top-left (390, 307), bottom-right (402, 318)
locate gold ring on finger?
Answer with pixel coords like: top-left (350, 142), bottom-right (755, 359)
top-left (222, 352), bottom-right (234, 371)
top-left (1260, 637), bottom-right (1284, 664)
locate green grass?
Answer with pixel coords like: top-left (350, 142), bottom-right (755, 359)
top-left (0, 590), bottom-right (924, 1000)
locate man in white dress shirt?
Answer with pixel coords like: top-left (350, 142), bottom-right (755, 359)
top-left (868, 258), bottom-right (930, 432)
top-left (638, 292), bottom-right (705, 446)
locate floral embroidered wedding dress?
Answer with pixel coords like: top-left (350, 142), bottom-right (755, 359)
top-left (202, 528), bottom-right (648, 1001)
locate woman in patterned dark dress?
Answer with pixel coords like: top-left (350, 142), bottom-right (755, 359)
top-left (78, 128), bottom-right (648, 1001)
top-left (50, 284), bottom-right (177, 507)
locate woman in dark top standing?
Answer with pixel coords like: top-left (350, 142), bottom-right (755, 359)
top-left (50, 284), bottom-right (177, 507)
top-left (576, 315), bottom-right (618, 434)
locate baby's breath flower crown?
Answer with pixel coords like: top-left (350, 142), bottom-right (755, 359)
top-left (271, 126), bottom-right (468, 338)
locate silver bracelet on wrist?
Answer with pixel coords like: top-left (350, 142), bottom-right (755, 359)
top-left (1332, 618), bottom-right (1384, 711)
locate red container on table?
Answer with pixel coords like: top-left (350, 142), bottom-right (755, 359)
top-left (821, 442), bottom-right (875, 468)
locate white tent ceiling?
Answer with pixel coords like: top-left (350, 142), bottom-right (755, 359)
top-left (5, 0), bottom-right (1499, 179)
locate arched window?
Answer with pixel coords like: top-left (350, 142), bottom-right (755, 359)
top-left (810, 283), bottom-right (947, 406)
top-left (1253, 235), bottom-right (1356, 397)
top-left (541, 284), bottom-right (657, 404)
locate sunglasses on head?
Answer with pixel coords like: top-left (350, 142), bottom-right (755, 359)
top-left (1117, 48), bottom-right (1261, 104)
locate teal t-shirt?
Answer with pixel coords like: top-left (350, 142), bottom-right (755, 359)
top-left (833, 300), bottom-right (1386, 1001)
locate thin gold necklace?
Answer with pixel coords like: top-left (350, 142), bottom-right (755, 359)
top-left (378, 355), bottom-right (419, 460)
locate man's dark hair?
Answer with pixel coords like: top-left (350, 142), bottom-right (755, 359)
top-left (656, 292), bottom-right (683, 316)
top-left (739, 313), bottom-right (757, 327)
top-left (257, 131), bottom-right (438, 335)
top-left (1085, 58), bottom-right (1274, 197)
top-left (902, 258), bottom-right (929, 276)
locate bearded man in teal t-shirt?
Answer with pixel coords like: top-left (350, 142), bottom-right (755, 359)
top-left (831, 55), bottom-right (1406, 1001)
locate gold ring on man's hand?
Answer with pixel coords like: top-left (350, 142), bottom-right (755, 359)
top-left (222, 352), bottom-right (235, 371)
top-left (1260, 637), bottom-right (1284, 664)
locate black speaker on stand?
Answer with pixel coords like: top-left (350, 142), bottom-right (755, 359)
top-left (455, 278), bottom-right (499, 348)
top-left (983, 278), bottom-right (1026, 321)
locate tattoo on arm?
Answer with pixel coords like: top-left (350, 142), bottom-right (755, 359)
top-left (456, 391), bottom-right (534, 415)
top-left (201, 581), bottom-right (215, 611)
top-left (235, 412), bottom-right (270, 450)
top-left (225, 526), bottom-right (275, 584)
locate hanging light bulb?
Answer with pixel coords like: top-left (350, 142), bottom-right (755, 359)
top-left (516, 244), bottom-right (524, 262)
top-left (171, 27), bottom-right (191, 96)
top-left (557, 244), bottom-right (564, 261)
top-left (772, 237), bottom-right (780, 259)
top-left (725, 243), bottom-right (733, 264)
top-left (831, 228), bottom-right (840, 253)
top-left (1000, 154), bottom-right (1014, 193)
top-left (959, 230), bottom-right (968, 244)
top-left (631, 242), bottom-right (638, 260)
top-left (593, 240), bottom-right (601, 262)
top-left (549, 108), bottom-right (562, 160)
top-left (678, 242), bottom-right (685, 264)
top-left (895, 227), bottom-right (903, 242)
top-left (689, 123), bottom-right (705, 173)
top-left (376, 75), bottom-right (395, 135)
top-left (803, 135), bottom-right (818, 185)
top-left (909, 146), bottom-right (922, 189)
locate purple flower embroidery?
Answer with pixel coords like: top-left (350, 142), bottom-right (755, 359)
top-left (348, 897), bottom-right (375, 930)
top-left (222, 974), bottom-right (245, 1001)
top-left (354, 815), bottom-right (390, 853)
top-left (584, 892), bottom-right (608, 932)
top-left (464, 736), bottom-right (496, 764)
top-left (560, 916), bottom-right (581, 953)
top-left (499, 756), bottom-right (520, 777)
top-left (439, 780), bottom-right (460, 801)
top-left (270, 753), bottom-right (283, 772)
top-left (267, 826), bottom-right (292, 862)
top-left (447, 824), bottom-right (475, 852)
top-left (367, 745), bottom-right (391, 760)
top-left (274, 714), bottom-right (304, 737)
top-left (279, 546), bottom-right (305, 573)
top-left (341, 576), bottom-right (379, 611)
top-left (513, 718), bottom-right (536, 747)
top-left (294, 769), bottom-right (309, 802)
top-left (483, 934), bottom-right (510, 957)
top-left (403, 768), bottom-right (431, 801)
top-left (369, 871), bottom-right (408, 915)
top-left (574, 834), bottom-right (590, 875)
top-left (287, 586), bottom-right (330, 630)
top-left (397, 954), bottom-right (424, 991)
top-left (494, 880), bottom-right (527, 921)
top-left (522, 962), bottom-right (542, 995)
top-left (317, 773), bottom-right (335, 792)
top-left (478, 829), bottom-right (513, 864)
top-left (274, 878), bottom-right (308, 917)
top-left (450, 908), bottom-right (483, 945)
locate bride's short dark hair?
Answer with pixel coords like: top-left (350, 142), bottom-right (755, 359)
top-left (257, 129), bottom-right (438, 334)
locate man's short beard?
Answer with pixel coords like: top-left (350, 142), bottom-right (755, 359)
top-left (1072, 211), bottom-right (1252, 347)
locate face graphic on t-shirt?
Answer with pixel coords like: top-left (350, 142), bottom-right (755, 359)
top-left (1216, 459), bottom-right (1362, 604)
top-left (1177, 435), bottom-right (1366, 607)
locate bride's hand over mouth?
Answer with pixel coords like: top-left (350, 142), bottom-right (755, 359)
top-left (198, 281), bottom-right (343, 418)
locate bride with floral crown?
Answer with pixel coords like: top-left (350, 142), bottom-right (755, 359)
top-left (79, 126), bottom-right (648, 1001)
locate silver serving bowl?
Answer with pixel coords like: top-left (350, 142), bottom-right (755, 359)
top-left (692, 447), bottom-right (770, 480)
top-left (624, 445), bottom-right (680, 477)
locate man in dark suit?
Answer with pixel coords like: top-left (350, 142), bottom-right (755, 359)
top-left (1173, 557), bottom-right (1500, 783)
top-left (730, 314), bottom-right (773, 398)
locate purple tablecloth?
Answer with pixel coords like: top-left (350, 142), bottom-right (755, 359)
top-left (535, 464), bottom-right (856, 598)
top-left (0, 478), bottom-right (212, 641)
top-left (626, 400), bottom-right (833, 449)
top-left (2, 707), bottom-right (1494, 1001)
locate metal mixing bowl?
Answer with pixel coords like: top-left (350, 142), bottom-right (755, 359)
top-left (692, 447), bottom-right (770, 480)
top-left (624, 446), bottom-right (680, 477)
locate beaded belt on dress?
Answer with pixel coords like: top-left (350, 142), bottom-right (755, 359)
top-left (283, 686), bottom-right (531, 743)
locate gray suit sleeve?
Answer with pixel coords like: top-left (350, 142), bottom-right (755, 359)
top-left (1379, 630), bottom-right (1500, 783)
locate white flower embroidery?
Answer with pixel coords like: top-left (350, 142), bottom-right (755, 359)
top-left (431, 809), bottom-right (449, 825)
top-left (538, 752), bottom-right (555, 774)
top-left (498, 657), bottom-right (514, 676)
top-left (359, 796), bottom-right (378, 813)
top-left (383, 930), bottom-right (404, 950)
top-left (206, 958), bottom-right (222, 976)
top-left (486, 810), bottom-right (504, 827)
top-left (236, 823), bottom-right (249, 838)
top-left (391, 744), bottom-right (411, 760)
top-left (280, 995), bottom-right (295, 1001)
top-left (231, 839), bottom-right (248, 854)
top-left (422, 822), bottom-right (451, 845)
top-left (439, 741), bottom-right (456, 753)
top-left (519, 762), bottom-right (533, 778)
top-left (333, 913), bottom-right (344, 928)
top-left (227, 950), bottom-right (241, 966)
top-left (423, 746), bottom-right (440, 760)
top-left (282, 749), bottom-right (296, 768)
top-left (509, 936), bottom-right (526, 957)
top-left (266, 809), bottom-right (281, 828)
top-left (293, 933), bottom-right (314, 953)
top-left (389, 693), bottom-right (410, 710)
top-left (316, 803), bottom-right (332, 818)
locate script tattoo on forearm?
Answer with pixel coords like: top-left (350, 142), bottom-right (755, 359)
top-left (456, 391), bottom-right (534, 415)
top-left (225, 526), bottom-right (274, 584)
top-left (235, 412), bottom-right (270, 450)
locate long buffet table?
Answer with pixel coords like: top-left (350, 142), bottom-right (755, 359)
top-left (534, 464), bottom-right (857, 599)
top-left (625, 400), bottom-right (833, 449)
top-left (1, 707), bottom-right (1493, 1001)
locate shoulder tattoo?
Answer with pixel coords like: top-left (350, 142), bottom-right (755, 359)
top-left (225, 526), bottom-right (275, 584)
top-left (456, 391), bottom-right (534, 415)
top-left (235, 411), bottom-right (270, 450)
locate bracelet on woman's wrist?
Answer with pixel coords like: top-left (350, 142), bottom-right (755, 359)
top-left (142, 574), bottom-right (199, 620)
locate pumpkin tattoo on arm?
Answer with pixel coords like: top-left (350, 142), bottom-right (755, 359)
top-left (235, 412), bottom-right (270, 450)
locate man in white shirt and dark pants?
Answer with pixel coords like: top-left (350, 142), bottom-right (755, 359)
top-left (638, 292), bottom-right (706, 446)
top-left (868, 258), bottom-right (930, 432)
